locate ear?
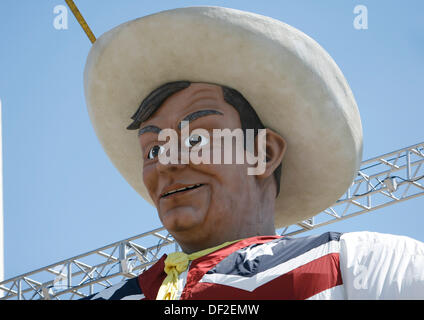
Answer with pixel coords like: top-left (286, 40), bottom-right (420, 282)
top-left (256, 128), bottom-right (287, 179)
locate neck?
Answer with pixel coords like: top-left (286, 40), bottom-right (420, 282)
top-left (175, 219), bottom-right (276, 254)
top-left (171, 183), bottom-right (277, 254)
top-left (177, 231), bottom-right (275, 254)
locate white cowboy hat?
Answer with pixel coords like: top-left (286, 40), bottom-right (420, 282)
top-left (84, 6), bottom-right (363, 228)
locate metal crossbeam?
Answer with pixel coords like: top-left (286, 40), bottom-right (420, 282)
top-left (0, 227), bottom-right (176, 300)
top-left (281, 142), bottom-right (424, 236)
top-left (1, 142), bottom-right (423, 300)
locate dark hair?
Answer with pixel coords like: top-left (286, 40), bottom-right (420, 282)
top-left (127, 81), bottom-right (282, 196)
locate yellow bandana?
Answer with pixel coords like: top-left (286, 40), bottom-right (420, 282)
top-left (156, 239), bottom-right (240, 300)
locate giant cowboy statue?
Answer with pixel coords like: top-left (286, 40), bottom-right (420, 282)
top-left (80, 7), bottom-right (424, 300)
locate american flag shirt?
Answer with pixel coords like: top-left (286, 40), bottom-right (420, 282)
top-left (81, 231), bottom-right (424, 300)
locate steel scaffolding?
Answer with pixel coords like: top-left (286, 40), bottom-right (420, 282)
top-left (1, 142), bottom-right (423, 300)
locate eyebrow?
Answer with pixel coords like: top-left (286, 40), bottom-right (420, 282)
top-left (138, 125), bottom-right (161, 136)
top-left (138, 109), bottom-right (223, 136)
top-left (178, 109), bottom-right (223, 130)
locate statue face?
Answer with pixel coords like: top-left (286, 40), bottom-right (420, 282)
top-left (138, 83), bottom-right (267, 251)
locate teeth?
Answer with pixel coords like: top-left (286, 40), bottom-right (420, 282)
top-left (164, 184), bottom-right (202, 197)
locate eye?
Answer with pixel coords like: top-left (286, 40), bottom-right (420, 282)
top-left (147, 145), bottom-right (165, 159)
top-left (184, 133), bottom-right (209, 148)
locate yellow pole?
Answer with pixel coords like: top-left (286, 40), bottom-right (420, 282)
top-left (65, 0), bottom-right (96, 44)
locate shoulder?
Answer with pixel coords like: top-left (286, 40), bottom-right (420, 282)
top-left (339, 231), bottom-right (424, 263)
top-left (80, 254), bottom-right (167, 300)
top-left (339, 231), bottom-right (424, 299)
top-left (340, 230), bottom-right (424, 246)
top-left (197, 232), bottom-right (345, 299)
top-left (206, 232), bottom-right (344, 277)
top-left (79, 276), bottom-right (145, 300)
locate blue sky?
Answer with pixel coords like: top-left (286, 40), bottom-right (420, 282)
top-left (0, 0), bottom-right (423, 280)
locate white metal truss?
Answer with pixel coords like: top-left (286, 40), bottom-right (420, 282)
top-left (0, 142), bottom-right (423, 300)
top-left (281, 141), bottom-right (424, 236)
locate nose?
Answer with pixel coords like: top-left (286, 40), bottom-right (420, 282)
top-left (156, 159), bottom-right (187, 173)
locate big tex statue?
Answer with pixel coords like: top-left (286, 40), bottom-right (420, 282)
top-left (81, 7), bottom-right (424, 300)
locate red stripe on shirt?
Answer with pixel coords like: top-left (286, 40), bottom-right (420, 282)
top-left (185, 253), bottom-right (342, 300)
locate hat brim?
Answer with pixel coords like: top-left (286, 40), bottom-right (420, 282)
top-left (84, 6), bottom-right (363, 228)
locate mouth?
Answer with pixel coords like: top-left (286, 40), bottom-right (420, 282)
top-left (160, 184), bottom-right (205, 199)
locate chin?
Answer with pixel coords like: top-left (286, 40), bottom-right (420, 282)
top-left (160, 206), bottom-right (206, 232)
